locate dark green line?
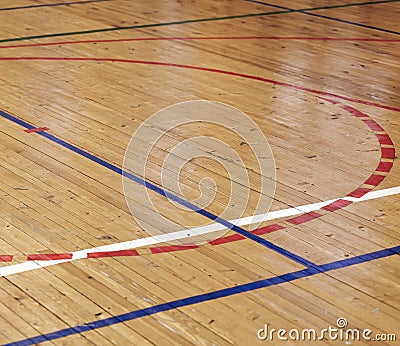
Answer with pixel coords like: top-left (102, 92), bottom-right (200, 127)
top-left (0, 0), bottom-right (399, 44)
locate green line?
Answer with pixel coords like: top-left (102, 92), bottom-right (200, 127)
top-left (0, 0), bottom-right (399, 43)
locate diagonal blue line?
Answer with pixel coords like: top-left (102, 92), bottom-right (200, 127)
top-left (246, 0), bottom-right (400, 36)
top-left (5, 246), bottom-right (400, 345)
top-left (0, 108), bottom-right (314, 267)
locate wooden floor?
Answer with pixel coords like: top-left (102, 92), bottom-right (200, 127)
top-left (0, 0), bottom-right (399, 345)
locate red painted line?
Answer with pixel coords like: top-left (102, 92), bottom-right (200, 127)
top-left (339, 104), bottom-right (367, 117)
top-left (321, 199), bottom-right (353, 212)
top-left (208, 234), bottom-right (245, 245)
top-left (362, 119), bottom-right (384, 132)
top-left (24, 127), bottom-right (49, 133)
top-left (150, 244), bottom-right (199, 254)
top-left (376, 161), bottom-right (393, 172)
top-left (0, 255), bottom-right (13, 262)
top-left (87, 250), bottom-right (139, 258)
top-left (252, 223), bottom-right (285, 235)
top-left (287, 212), bottom-right (323, 225)
top-left (27, 253), bottom-right (72, 261)
top-left (207, 224), bottom-right (285, 245)
top-left (364, 174), bottom-right (385, 186)
top-left (376, 134), bottom-right (393, 146)
top-left (381, 148), bottom-right (395, 159)
top-left (347, 187), bottom-right (371, 198)
top-left (0, 57), bottom-right (399, 113)
top-left (0, 36), bottom-right (399, 50)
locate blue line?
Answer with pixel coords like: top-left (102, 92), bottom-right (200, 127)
top-left (246, 0), bottom-right (400, 36)
top-left (0, 109), bottom-right (36, 130)
top-left (0, 108), bottom-right (314, 267)
top-left (6, 246), bottom-right (399, 345)
top-left (0, 0), bottom-right (110, 12)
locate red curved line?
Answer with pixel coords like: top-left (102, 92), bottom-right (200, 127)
top-left (0, 56), bottom-right (395, 260)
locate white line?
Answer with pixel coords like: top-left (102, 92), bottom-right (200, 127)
top-left (1, 186), bottom-right (399, 277)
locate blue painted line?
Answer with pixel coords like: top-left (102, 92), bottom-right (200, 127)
top-left (246, 0), bottom-right (400, 36)
top-left (0, 0), bottom-right (110, 12)
top-left (0, 108), bottom-right (314, 267)
top-left (6, 246), bottom-right (400, 345)
top-left (0, 109), bottom-right (36, 130)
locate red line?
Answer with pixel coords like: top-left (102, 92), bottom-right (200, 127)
top-left (208, 234), bottom-right (245, 245)
top-left (252, 223), bottom-right (285, 235)
top-left (24, 127), bottom-right (49, 133)
top-left (347, 187), bottom-right (371, 198)
top-left (321, 199), bottom-right (353, 212)
top-left (376, 161), bottom-right (393, 172)
top-left (0, 255), bottom-right (13, 262)
top-left (381, 148), bottom-right (395, 159)
top-left (339, 105), bottom-right (368, 117)
top-left (207, 224), bottom-right (285, 245)
top-left (363, 119), bottom-right (384, 132)
top-left (0, 36), bottom-right (399, 50)
top-left (364, 174), bottom-right (386, 186)
top-left (87, 250), bottom-right (139, 258)
top-left (287, 212), bottom-right (323, 225)
top-left (27, 253), bottom-right (72, 261)
top-left (0, 56), bottom-right (398, 113)
top-left (150, 244), bottom-right (199, 254)
top-left (376, 134), bottom-right (393, 146)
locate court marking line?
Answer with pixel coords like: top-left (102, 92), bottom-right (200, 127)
top-left (0, 57), bottom-right (395, 266)
top-left (0, 185), bottom-right (399, 275)
top-left (0, 0), bottom-right (110, 12)
top-left (0, 0), bottom-right (398, 44)
top-left (0, 35), bottom-right (399, 51)
top-left (5, 245), bottom-right (400, 346)
top-left (246, 0), bottom-right (400, 36)
top-left (0, 109), bottom-right (314, 268)
top-left (0, 56), bottom-right (398, 113)
top-left (23, 127), bottom-right (50, 133)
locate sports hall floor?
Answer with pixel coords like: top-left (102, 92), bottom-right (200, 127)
top-left (0, 0), bottom-right (399, 345)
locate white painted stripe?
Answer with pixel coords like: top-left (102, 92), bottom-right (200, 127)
top-left (1, 186), bottom-right (399, 277)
